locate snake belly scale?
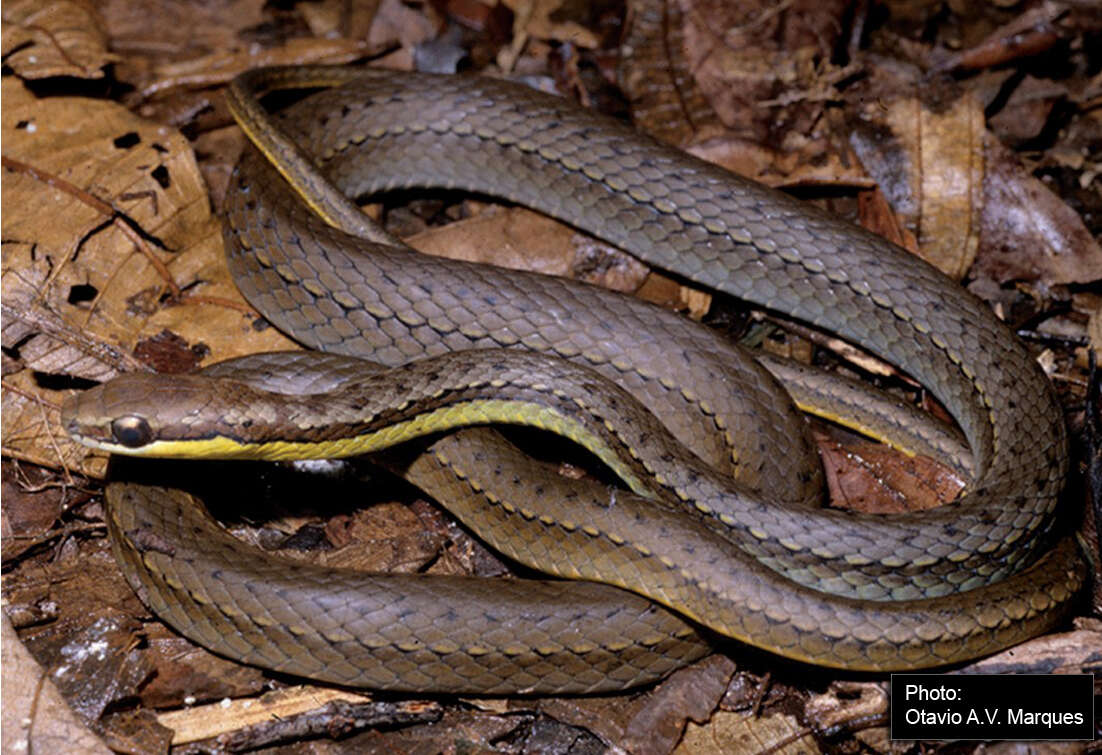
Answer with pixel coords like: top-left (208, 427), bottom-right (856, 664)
top-left (61, 66), bottom-right (1085, 693)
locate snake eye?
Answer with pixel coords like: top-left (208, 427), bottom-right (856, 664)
top-left (111, 415), bottom-right (153, 448)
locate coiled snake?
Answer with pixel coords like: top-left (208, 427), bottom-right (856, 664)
top-left (62, 67), bottom-right (1085, 694)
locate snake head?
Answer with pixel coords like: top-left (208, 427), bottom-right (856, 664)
top-left (61, 373), bottom-right (255, 458)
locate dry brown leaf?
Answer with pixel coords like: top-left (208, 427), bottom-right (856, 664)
top-left (620, 655), bottom-right (737, 754)
top-left (298, 0), bottom-right (384, 40)
top-left (935, 0), bottom-right (1067, 73)
top-left (675, 709), bottom-right (819, 754)
top-left (320, 501), bottom-right (450, 573)
top-left (1, 76), bottom-right (295, 478)
top-left (5, 535), bottom-right (156, 723)
top-left (136, 623), bottom-right (269, 710)
top-left (1, 615), bottom-right (114, 754)
top-left (136, 36), bottom-right (386, 102)
top-left (858, 185), bottom-right (920, 253)
top-left (498, 0), bottom-right (601, 72)
top-left (976, 138), bottom-right (1102, 285)
top-left (677, 0), bottom-right (848, 143)
top-left (850, 83), bottom-right (1101, 286)
top-left (877, 93), bottom-right (985, 280)
top-left (988, 74), bottom-right (1066, 145)
top-left (368, 0), bottom-right (439, 52)
top-left (501, 0), bottom-right (599, 49)
top-left (408, 205), bottom-right (651, 294)
top-left (1, 467), bottom-right (67, 563)
top-left (688, 136), bottom-right (876, 191)
top-left (816, 428), bottom-right (965, 515)
top-left (97, 710), bottom-right (174, 754)
top-left (98, 0), bottom-right (264, 60)
top-left (1, 0), bottom-right (117, 79)
top-left (618, 0), bottom-right (724, 146)
top-left (533, 656), bottom-right (736, 755)
top-left (400, 197), bottom-right (711, 318)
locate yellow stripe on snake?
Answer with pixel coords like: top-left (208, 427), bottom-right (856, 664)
top-left (61, 66), bottom-right (1086, 694)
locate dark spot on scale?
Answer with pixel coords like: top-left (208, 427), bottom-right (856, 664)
top-left (976, 508), bottom-right (998, 525)
top-left (341, 104), bottom-right (352, 117)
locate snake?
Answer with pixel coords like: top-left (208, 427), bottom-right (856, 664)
top-left (61, 66), bottom-right (1086, 694)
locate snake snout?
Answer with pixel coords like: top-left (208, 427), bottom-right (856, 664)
top-left (60, 384), bottom-right (122, 447)
top-left (59, 393), bottom-right (82, 437)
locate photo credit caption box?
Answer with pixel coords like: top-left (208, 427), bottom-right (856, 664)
top-left (890, 674), bottom-right (1094, 741)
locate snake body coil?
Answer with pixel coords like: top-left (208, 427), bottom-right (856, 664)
top-left (61, 67), bottom-right (1085, 693)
